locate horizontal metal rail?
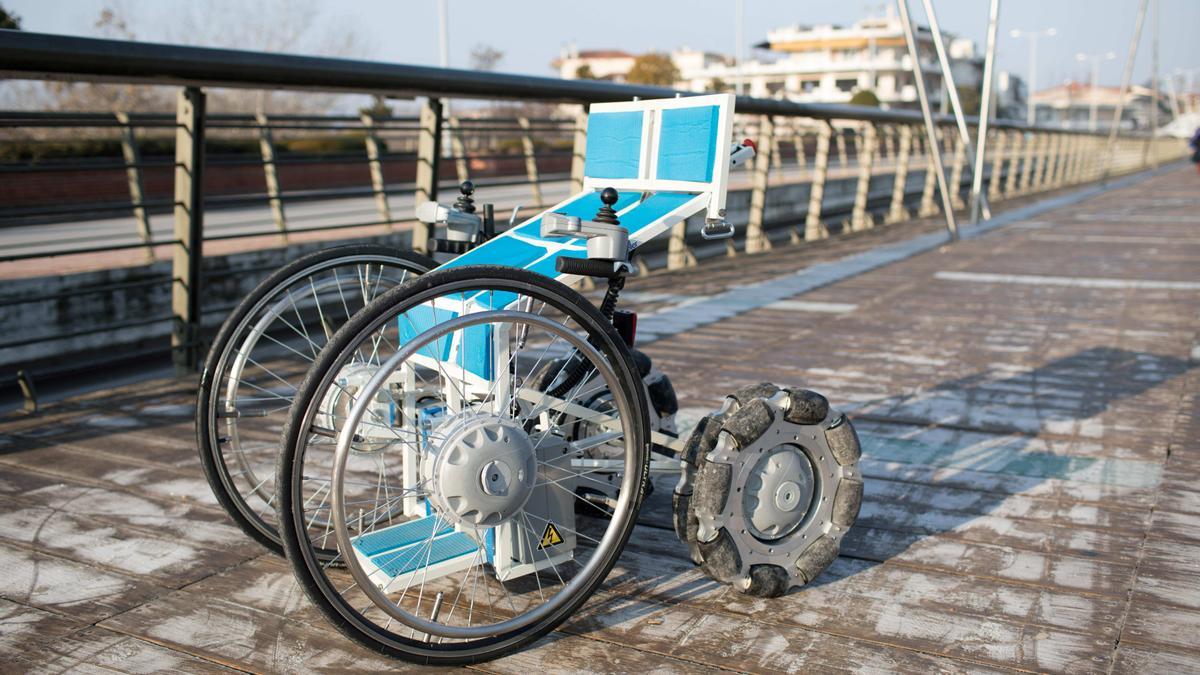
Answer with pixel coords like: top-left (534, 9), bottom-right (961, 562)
top-left (0, 29), bottom-right (1182, 398)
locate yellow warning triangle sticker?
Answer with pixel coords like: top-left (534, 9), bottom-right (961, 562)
top-left (538, 522), bottom-right (564, 549)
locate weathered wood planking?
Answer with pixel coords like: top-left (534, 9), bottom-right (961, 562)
top-left (1, 165), bottom-right (1199, 672)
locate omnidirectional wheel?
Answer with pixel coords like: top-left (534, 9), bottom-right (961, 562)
top-left (673, 383), bottom-right (863, 597)
top-left (276, 265), bottom-right (650, 664)
top-left (196, 244), bottom-right (435, 554)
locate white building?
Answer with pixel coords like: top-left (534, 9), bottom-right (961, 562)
top-left (555, 12), bottom-right (1026, 119)
top-left (553, 47), bottom-right (637, 82)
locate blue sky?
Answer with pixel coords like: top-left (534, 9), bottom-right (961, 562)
top-left (7, 0), bottom-right (1199, 93)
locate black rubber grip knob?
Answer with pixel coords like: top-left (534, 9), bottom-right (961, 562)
top-left (433, 239), bottom-right (472, 254)
top-left (556, 256), bottom-right (617, 278)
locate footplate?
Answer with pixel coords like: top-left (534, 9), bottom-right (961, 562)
top-left (352, 515), bottom-right (481, 594)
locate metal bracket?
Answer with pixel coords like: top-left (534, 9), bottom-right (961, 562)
top-left (415, 201), bottom-right (482, 243)
top-left (541, 212), bottom-right (630, 261)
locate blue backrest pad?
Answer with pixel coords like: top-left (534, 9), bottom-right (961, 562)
top-left (583, 111), bottom-right (644, 179)
top-left (655, 105), bottom-right (720, 183)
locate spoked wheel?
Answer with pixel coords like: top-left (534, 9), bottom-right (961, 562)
top-left (196, 244), bottom-right (436, 554)
top-left (277, 265), bottom-right (650, 664)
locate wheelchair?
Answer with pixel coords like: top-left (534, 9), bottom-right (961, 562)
top-left (196, 94), bottom-right (863, 664)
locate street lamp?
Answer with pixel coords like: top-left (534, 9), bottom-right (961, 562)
top-left (1010, 27), bottom-right (1058, 125)
top-left (1076, 51), bottom-right (1116, 131)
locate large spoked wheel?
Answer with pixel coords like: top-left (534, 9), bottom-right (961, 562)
top-left (196, 244), bottom-right (436, 554)
top-left (276, 265), bottom-right (650, 664)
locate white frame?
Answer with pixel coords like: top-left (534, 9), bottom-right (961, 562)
top-left (581, 93), bottom-right (736, 222)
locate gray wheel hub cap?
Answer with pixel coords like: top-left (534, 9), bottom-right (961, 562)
top-left (424, 415), bottom-right (537, 528)
top-left (744, 445), bottom-right (815, 540)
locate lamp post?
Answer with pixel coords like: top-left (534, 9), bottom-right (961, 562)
top-left (1010, 27), bottom-right (1057, 124)
top-left (1076, 51), bottom-right (1115, 131)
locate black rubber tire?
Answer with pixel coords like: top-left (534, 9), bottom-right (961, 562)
top-left (195, 244), bottom-right (435, 555)
top-left (276, 264), bottom-right (651, 665)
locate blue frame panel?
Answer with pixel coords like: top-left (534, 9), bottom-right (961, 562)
top-left (583, 111), bottom-right (643, 179)
top-left (655, 105), bottom-right (720, 183)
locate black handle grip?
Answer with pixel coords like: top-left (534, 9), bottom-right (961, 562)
top-left (556, 256), bottom-right (617, 278)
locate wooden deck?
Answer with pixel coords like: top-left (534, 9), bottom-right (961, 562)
top-left (2, 165), bottom-right (1199, 673)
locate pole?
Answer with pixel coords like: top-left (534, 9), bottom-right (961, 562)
top-left (437, 0), bottom-right (449, 68)
top-left (1148, 0), bottom-right (1159, 168)
top-left (922, 0), bottom-right (991, 221)
top-left (1101, 0), bottom-right (1149, 182)
top-left (735, 0), bottom-right (745, 96)
top-left (1027, 36), bottom-right (1037, 124)
top-left (897, 0), bottom-right (957, 239)
top-left (1089, 60), bottom-right (1100, 131)
top-left (970, 0), bottom-right (1000, 224)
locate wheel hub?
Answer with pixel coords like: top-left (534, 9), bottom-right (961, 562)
top-left (424, 415), bottom-right (537, 528)
top-left (743, 445), bottom-right (815, 540)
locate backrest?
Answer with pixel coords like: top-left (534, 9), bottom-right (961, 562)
top-left (582, 93), bottom-right (735, 221)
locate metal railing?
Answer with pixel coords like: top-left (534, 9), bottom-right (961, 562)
top-left (0, 30), bottom-right (1185, 398)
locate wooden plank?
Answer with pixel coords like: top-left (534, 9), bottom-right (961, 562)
top-left (0, 546), bottom-right (169, 624)
top-left (611, 540), bottom-right (1114, 672)
top-left (98, 588), bottom-right (428, 673)
top-left (0, 445), bottom-right (220, 509)
top-left (1118, 598), bottom-right (1200, 654)
top-left (1111, 643), bottom-right (1200, 674)
top-left (0, 464), bottom-right (256, 552)
top-left (0, 505), bottom-right (254, 586)
top-left (0, 597), bottom-right (88, 655)
top-left (840, 526), bottom-right (1137, 597)
top-left (18, 626), bottom-right (238, 674)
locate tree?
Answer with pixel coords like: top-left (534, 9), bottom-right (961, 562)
top-left (849, 89), bottom-right (881, 107)
top-left (1, 4), bottom-right (21, 29)
top-left (470, 44), bottom-right (504, 72)
top-left (709, 77), bottom-right (728, 92)
top-left (574, 64), bottom-right (596, 80)
top-left (359, 95), bottom-right (392, 119)
top-left (626, 53), bottom-right (679, 86)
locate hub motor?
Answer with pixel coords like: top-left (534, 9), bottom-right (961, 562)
top-left (422, 414), bottom-right (538, 528)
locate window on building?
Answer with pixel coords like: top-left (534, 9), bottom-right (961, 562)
top-left (835, 78), bottom-right (858, 93)
top-left (801, 79), bottom-right (819, 93)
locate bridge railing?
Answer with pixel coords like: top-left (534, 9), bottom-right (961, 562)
top-left (0, 30), bottom-right (1184, 401)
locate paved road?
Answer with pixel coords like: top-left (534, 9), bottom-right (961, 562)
top-left (0, 161), bottom-right (899, 262)
top-left (6, 164), bottom-right (1193, 672)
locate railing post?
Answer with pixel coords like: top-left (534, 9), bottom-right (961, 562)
top-left (361, 112), bottom-right (393, 229)
top-left (517, 117), bottom-right (543, 207)
top-left (804, 121), bottom-right (833, 241)
top-left (918, 126), bottom-right (941, 217)
top-left (1005, 130), bottom-right (1023, 197)
top-left (1019, 131), bottom-right (1038, 194)
top-left (987, 127), bottom-right (1006, 202)
top-left (115, 111), bottom-right (153, 262)
top-left (793, 127), bottom-right (808, 171)
top-left (667, 219), bottom-right (697, 270)
top-left (1033, 133), bottom-right (1052, 191)
top-left (255, 112), bottom-right (287, 241)
top-left (947, 132), bottom-right (966, 209)
top-left (769, 126), bottom-right (783, 171)
top-left (447, 116), bottom-right (470, 184)
top-left (570, 106), bottom-right (587, 194)
top-left (1047, 134), bottom-right (1066, 188)
top-left (745, 115), bottom-right (775, 253)
top-left (172, 87), bottom-right (205, 373)
top-left (1067, 135), bottom-right (1084, 185)
top-left (886, 124), bottom-right (913, 224)
top-left (850, 122), bottom-right (877, 231)
top-left (835, 126), bottom-right (849, 167)
top-left (414, 97), bottom-right (443, 254)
